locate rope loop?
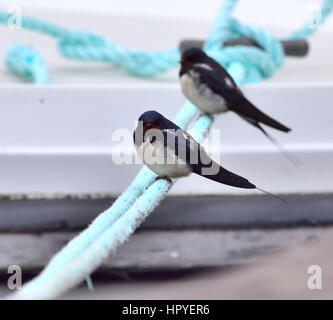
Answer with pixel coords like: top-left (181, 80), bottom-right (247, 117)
top-left (5, 44), bottom-right (49, 84)
top-left (206, 17), bottom-right (285, 83)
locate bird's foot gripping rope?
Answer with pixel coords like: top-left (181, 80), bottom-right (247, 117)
top-left (5, 0), bottom-right (333, 299)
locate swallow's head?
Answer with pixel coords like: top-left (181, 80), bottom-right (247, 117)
top-left (134, 110), bottom-right (165, 146)
top-left (139, 110), bottom-right (164, 132)
top-left (134, 110), bottom-right (179, 146)
top-left (180, 47), bottom-right (208, 69)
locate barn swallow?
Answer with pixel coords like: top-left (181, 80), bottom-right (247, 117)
top-left (179, 47), bottom-right (301, 166)
top-left (133, 110), bottom-right (255, 188)
top-left (133, 110), bottom-right (285, 203)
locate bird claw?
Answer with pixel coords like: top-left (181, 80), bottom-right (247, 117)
top-left (155, 176), bottom-right (172, 184)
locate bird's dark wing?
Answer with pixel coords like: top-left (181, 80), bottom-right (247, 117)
top-left (164, 128), bottom-right (256, 189)
top-left (192, 161), bottom-right (256, 189)
top-left (206, 57), bottom-right (238, 87)
top-left (196, 68), bottom-right (291, 133)
top-left (228, 98), bottom-right (291, 133)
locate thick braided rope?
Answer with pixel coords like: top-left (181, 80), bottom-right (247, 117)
top-left (0, 12), bottom-right (179, 78)
top-left (9, 0), bottom-right (333, 299)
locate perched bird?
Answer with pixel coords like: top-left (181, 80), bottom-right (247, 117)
top-left (179, 47), bottom-right (300, 166)
top-left (134, 110), bottom-right (254, 189)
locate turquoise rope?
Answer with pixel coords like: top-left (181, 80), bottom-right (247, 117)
top-left (8, 0), bottom-right (333, 299)
top-left (288, 0), bottom-right (333, 39)
top-left (5, 44), bottom-right (49, 84)
top-left (2, 0), bottom-right (332, 82)
top-left (0, 12), bottom-right (179, 78)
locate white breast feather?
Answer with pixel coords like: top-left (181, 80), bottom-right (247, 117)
top-left (135, 138), bottom-right (191, 178)
top-left (180, 70), bottom-right (228, 114)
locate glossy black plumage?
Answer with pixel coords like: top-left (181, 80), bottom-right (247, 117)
top-left (134, 110), bottom-right (256, 189)
top-left (180, 48), bottom-right (291, 133)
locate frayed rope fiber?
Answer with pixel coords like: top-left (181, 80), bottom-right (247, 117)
top-left (2, 0), bottom-right (332, 299)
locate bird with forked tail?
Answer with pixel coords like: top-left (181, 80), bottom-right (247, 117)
top-left (133, 110), bottom-right (285, 202)
top-left (179, 47), bottom-right (301, 166)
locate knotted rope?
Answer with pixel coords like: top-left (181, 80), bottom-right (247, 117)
top-left (1, 0), bottom-right (332, 82)
top-left (1, 0), bottom-right (331, 299)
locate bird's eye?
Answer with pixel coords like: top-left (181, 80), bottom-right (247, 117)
top-left (145, 123), bottom-right (153, 128)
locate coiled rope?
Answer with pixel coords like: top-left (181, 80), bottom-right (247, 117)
top-left (1, 0), bottom-right (331, 299)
